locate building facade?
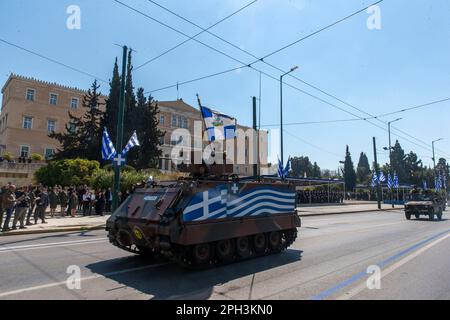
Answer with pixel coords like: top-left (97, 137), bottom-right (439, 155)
top-left (0, 74), bottom-right (268, 177)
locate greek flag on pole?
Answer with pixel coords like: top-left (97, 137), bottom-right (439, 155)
top-left (121, 131), bottom-right (140, 156)
top-left (423, 180), bottom-right (428, 190)
top-left (387, 174), bottom-right (393, 189)
top-left (435, 176), bottom-right (442, 191)
top-left (277, 157), bottom-right (291, 179)
top-left (393, 173), bottom-right (399, 189)
top-left (102, 129), bottom-right (117, 161)
top-left (200, 106), bottom-right (237, 142)
top-left (379, 172), bottom-right (386, 183)
top-left (371, 171), bottom-right (378, 187)
top-left (442, 174), bottom-right (447, 189)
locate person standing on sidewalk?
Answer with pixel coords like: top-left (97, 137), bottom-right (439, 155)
top-left (0, 185), bottom-right (6, 231)
top-left (34, 187), bottom-right (49, 224)
top-left (68, 189), bottom-right (78, 218)
top-left (12, 186), bottom-right (30, 230)
top-left (95, 190), bottom-right (105, 216)
top-left (25, 185), bottom-right (36, 226)
top-left (2, 185), bottom-right (16, 232)
top-left (105, 188), bottom-right (112, 213)
top-left (59, 188), bottom-right (68, 217)
top-left (48, 187), bottom-right (58, 218)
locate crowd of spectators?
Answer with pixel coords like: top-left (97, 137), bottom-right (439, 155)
top-left (0, 183), bottom-right (113, 233)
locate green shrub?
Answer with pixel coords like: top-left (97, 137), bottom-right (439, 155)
top-left (3, 152), bottom-right (13, 161)
top-left (31, 153), bottom-right (44, 161)
top-left (35, 158), bottom-right (100, 187)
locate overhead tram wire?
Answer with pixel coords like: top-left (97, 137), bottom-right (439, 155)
top-left (261, 97), bottom-right (450, 127)
top-left (114, 0), bottom-right (447, 156)
top-left (143, 0), bottom-right (450, 158)
top-left (0, 38), bottom-right (108, 84)
top-left (135, 0), bottom-right (259, 70)
top-left (283, 129), bottom-right (342, 159)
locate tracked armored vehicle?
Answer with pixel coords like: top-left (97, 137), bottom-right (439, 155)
top-left (106, 163), bottom-right (301, 268)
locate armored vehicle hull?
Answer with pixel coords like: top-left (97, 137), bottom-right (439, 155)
top-left (106, 178), bottom-right (301, 268)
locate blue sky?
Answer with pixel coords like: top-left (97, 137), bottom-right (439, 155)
top-left (1, 0), bottom-right (449, 170)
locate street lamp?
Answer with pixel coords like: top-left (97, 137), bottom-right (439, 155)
top-left (432, 138), bottom-right (444, 170)
top-left (280, 66), bottom-right (299, 165)
top-left (386, 118), bottom-right (402, 208)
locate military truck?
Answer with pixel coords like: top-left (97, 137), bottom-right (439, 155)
top-left (106, 160), bottom-right (301, 268)
top-left (404, 191), bottom-right (445, 221)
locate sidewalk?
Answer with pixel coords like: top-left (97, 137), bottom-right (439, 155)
top-left (0, 214), bottom-right (109, 237)
top-left (298, 202), bottom-right (403, 217)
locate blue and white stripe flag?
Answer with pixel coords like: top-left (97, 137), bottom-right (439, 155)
top-left (387, 174), bottom-right (393, 189)
top-left (200, 106), bottom-right (237, 142)
top-left (371, 171), bottom-right (379, 187)
top-left (393, 173), bottom-right (399, 189)
top-left (102, 129), bottom-right (117, 161)
top-left (442, 174), bottom-right (447, 189)
top-left (122, 131), bottom-right (140, 156)
top-left (423, 180), bottom-right (428, 190)
top-left (435, 176), bottom-right (442, 191)
top-left (283, 157), bottom-right (291, 178)
top-left (277, 157), bottom-right (284, 179)
top-left (379, 171), bottom-right (386, 183)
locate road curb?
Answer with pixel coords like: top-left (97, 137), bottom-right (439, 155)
top-left (299, 208), bottom-right (402, 217)
top-left (0, 224), bottom-right (106, 237)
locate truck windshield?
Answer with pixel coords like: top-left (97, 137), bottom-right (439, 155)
top-left (410, 194), bottom-right (432, 201)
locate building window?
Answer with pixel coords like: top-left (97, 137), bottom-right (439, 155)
top-left (160, 115), bottom-right (165, 125)
top-left (159, 136), bottom-right (165, 145)
top-left (68, 121), bottom-right (77, 134)
top-left (48, 120), bottom-right (56, 133)
top-left (172, 115), bottom-right (177, 127)
top-left (49, 93), bottom-right (58, 105)
top-left (71, 98), bottom-right (79, 109)
top-left (44, 148), bottom-right (55, 160)
top-left (20, 146), bottom-right (30, 158)
top-left (26, 89), bottom-right (35, 102)
top-left (182, 118), bottom-right (188, 129)
top-left (23, 116), bottom-right (33, 129)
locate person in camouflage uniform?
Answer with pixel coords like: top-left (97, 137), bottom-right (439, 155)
top-left (59, 188), bottom-right (68, 217)
top-left (48, 187), bottom-right (59, 218)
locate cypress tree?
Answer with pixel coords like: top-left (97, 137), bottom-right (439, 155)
top-left (51, 80), bottom-right (104, 161)
top-left (344, 145), bottom-right (357, 191)
top-left (102, 58), bottom-right (121, 144)
top-left (356, 152), bottom-right (371, 184)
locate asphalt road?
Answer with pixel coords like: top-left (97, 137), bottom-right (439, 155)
top-left (0, 209), bottom-right (449, 300)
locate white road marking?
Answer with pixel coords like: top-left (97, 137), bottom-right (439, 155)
top-left (0, 238), bottom-right (108, 253)
top-left (337, 233), bottom-right (450, 300)
top-left (0, 262), bottom-right (171, 298)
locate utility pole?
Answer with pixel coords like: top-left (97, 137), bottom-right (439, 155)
top-left (387, 118), bottom-right (402, 208)
top-left (253, 96), bottom-right (258, 178)
top-left (432, 138), bottom-right (443, 170)
top-left (373, 137), bottom-right (382, 210)
top-left (112, 45), bottom-right (128, 212)
top-left (280, 66), bottom-right (298, 165)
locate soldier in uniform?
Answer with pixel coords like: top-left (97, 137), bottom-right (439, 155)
top-left (48, 187), bottom-right (59, 218)
top-left (59, 188), bottom-right (68, 217)
top-left (26, 185), bottom-right (36, 226)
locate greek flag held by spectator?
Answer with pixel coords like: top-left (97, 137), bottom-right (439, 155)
top-left (102, 129), bottom-right (117, 161)
top-left (379, 171), bottom-right (386, 183)
top-left (393, 173), bottom-right (399, 189)
top-left (200, 106), bottom-right (237, 142)
top-left (122, 131), bottom-right (140, 156)
top-left (371, 171), bottom-right (378, 187)
top-left (387, 174), bottom-right (393, 189)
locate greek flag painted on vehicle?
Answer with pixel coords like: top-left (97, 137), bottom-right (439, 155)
top-left (183, 184), bottom-right (296, 222)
